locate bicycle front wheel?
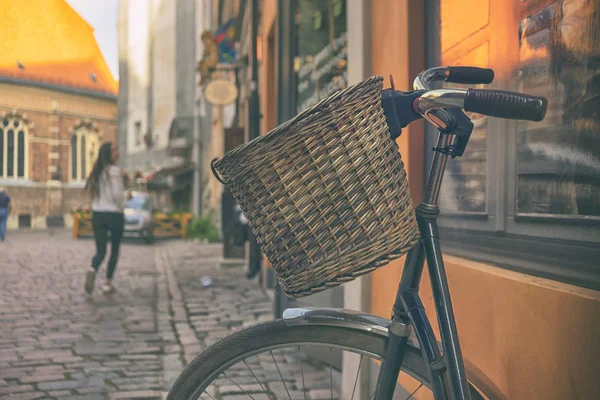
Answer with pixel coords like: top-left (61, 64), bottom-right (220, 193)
top-left (167, 320), bottom-right (494, 400)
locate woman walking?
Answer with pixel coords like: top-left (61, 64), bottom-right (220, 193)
top-left (84, 142), bottom-right (125, 295)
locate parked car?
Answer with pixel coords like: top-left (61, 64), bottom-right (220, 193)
top-left (123, 191), bottom-right (155, 244)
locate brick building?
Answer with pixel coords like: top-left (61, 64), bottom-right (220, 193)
top-left (0, 0), bottom-right (118, 230)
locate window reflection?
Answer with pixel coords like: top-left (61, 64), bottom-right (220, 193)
top-left (439, 105), bottom-right (488, 213)
top-left (517, 0), bottom-right (600, 217)
top-left (294, 0), bottom-right (348, 114)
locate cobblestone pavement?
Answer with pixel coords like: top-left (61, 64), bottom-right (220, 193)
top-left (0, 231), bottom-right (337, 400)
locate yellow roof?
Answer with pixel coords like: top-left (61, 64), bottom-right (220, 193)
top-left (0, 0), bottom-right (118, 95)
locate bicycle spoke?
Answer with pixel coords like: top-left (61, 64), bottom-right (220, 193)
top-left (202, 389), bottom-right (217, 400)
top-left (271, 350), bottom-right (292, 400)
top-left (405, 383), bottom-right (423, 400)
top-left (223, 371), bottom-right (258, 400)
top-left (350, 355), bottom-right (364, 400)
top-left (369, 384), bottom-right (380, 400)
top-left (243, 359), bottom-right (274, 400)
top-left (175, 335), bottom-right (437, 400)
top-left (299, 346), bottom-right (307, 400)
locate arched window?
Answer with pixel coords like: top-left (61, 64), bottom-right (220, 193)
top-left (0, 116), bottom-right (28, 179)
top-left (70, 127), bottom-right (99, 181)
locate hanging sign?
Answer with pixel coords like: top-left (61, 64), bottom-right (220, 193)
top-left (204, 79), bottom-right (238, 106)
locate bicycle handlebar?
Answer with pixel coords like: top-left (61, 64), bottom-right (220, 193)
top-left (412, 66), bottom-right (548, 124)
top-left (464, 89), bottom-right (547, 122)
top-left (415, 88), bottom-right (547, 122)
top-left (446, 67), bottom-right (494, 85)
top-left (414, 66), bottom-right (494, 90)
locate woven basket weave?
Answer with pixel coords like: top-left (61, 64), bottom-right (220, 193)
top-left (212, 76), bottom-right (420, 297)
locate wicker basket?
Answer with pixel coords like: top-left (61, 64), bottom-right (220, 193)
top-left (211, 76), bottom-right (420, 297)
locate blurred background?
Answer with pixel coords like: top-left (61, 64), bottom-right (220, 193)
top-left (0, 0), bottom-right (599, 399)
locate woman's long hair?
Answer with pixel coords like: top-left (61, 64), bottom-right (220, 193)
top-left (85, 142), bottom-right (113, 198)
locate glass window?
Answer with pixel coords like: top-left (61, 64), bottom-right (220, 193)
top-left (0, 128), bottom-right (3, 177)
top-left (437, 1), bottom-right (490, 215)
top-left (439, 107), bottom-right (488, 213)
top-left (294, 0), bottom-right (347, 114)
top-left (0, 117), bottom-right (28, 179)
top-left (7, 129), bottom-right (14, 177)
top-left (17, 130), bottom-right (25, 177)
top-left (433, 0), bottom-right (600, 288)
top-left (437, 0), bottom-right (600, 224)
top-left (81, 134), bottom-right (87, 178)
top-left (516, 0), bottom-right (600, 218)
top-left (71, 134), bottom-right (78, 180)
top-left (71, 128), bottom-right (99, 181)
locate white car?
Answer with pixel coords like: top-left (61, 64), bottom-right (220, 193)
top-left (123, 192), bottom-right (155, 244)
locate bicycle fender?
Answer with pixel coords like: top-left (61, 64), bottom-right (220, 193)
top-left (283, 307), bottom-right (507, 400)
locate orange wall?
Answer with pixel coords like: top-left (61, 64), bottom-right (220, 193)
top-left (369, 0), bottom-right (425, 322)
top-left (260, 0), bottom-right (277, 134)
top-left (430, 257), bottom-right (600, 399)
top-left (259, 0), bottom-right (277, 272)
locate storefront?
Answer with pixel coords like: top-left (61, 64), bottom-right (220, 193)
top-left (258, 0), bottom-right (599, 398)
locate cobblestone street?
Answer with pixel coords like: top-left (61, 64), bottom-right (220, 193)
top-left (0, 231), bottom-right (288, 400)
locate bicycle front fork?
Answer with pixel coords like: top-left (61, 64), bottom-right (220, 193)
top-left (375, 203), bottom-right (471, 400)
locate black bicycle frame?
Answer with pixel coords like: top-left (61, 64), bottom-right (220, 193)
top-left (375, 131), bottom-right (471, 400)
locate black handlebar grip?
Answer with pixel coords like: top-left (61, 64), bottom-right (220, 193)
top-left (464, 89), bottom-right (548, 122)
top-left (446, 67), bottom-right (495, 84)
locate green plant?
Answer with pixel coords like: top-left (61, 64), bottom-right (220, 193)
top-left (71, 205), bottom-right (91, 218)
top-left (187, 217), bottom-right (220, 242)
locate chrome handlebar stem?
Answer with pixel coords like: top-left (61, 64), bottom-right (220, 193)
top-left (413, 67), bottom-right (468, 206)
top-left (415, 89), bottom-right (468, 130)
top-left (414, 67), bottom-right (468, 131)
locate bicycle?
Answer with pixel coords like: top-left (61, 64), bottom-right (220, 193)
top-left (167, 66), bottom-right (548, 400)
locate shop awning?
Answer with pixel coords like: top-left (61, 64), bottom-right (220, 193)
top-left (145, 161), bottom-right (194, 191)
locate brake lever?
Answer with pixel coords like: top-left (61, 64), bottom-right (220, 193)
top-left (437, 108), bottom-right (473, 158)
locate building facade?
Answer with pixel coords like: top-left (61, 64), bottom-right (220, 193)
top-left (257, 0), bottom-right (599, 398)
top-left (0, 0), bottom-right (117, 230)
top-left (118, 0), bottom-right (179, 194)
top-left (118, 0), bottom-right (220, 220)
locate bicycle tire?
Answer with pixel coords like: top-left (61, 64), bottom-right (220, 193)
top-left (167, 320), bottom-right (492, 400)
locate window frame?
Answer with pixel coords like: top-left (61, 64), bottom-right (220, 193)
top-left (69, 128), bottom-right (99, 182)
top-left (424, 0), bottom-right (600, 291)
top-left (0, 116), bottom-right (29, 180)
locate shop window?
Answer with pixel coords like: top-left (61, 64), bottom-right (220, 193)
top-left (516, 0), bottom-right (600, 218)
top-left (0, 116), bottom-right (28, 179)
top-left (431, 0), bottom-right (600, 290)
top-left (294, 0), bottom-right (347, 114)
top-left (70, 127), bottom-right (99, 181)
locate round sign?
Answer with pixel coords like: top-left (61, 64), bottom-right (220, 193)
top-left (204, 79), bottom-right (239, 106)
